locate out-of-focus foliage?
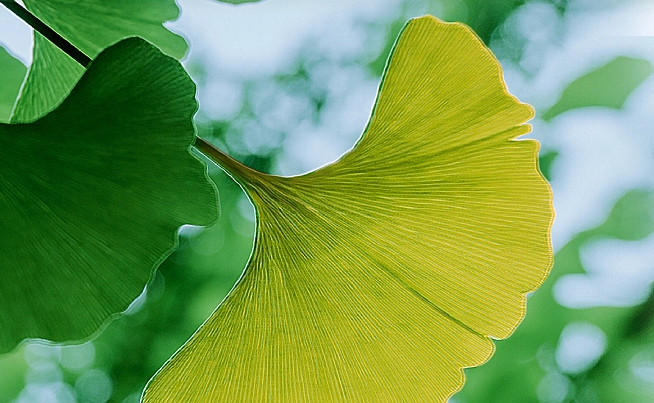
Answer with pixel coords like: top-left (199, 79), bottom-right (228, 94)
top-left (0, 348), bottom-right (26, 401)
top-left (543, 57), bottom-right (653, 121)
top-left (460, 0), bottom-right (527, 43)
top-left (216, 0), bottom-right (263, 4)
top-left (0, 38), bottom-right (217, 354)
top-left (13, 0), bottom-right (186, 122)
top-left (367, 0), bottom-right (530, 77)
top-left (0, 46), bottom-right (25, 121)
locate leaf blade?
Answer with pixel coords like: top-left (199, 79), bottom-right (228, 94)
top-left (0, 37), bottom-right (218, 353)
top-left (12, 0), bottom-right (187, 123)
top-left (143, 16), bottom-right (553, 402)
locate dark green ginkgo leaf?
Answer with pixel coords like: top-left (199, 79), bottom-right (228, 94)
top-left (12, 0), bottom-right (187, 123)
top-left (0, 46), bottom-right (26, 122)
top-left (0, 37), bottom-right (217, 353)
top-left (542, 56), bottom-right (653, 121)
top-left (143, 16), bottom-right (553, 402)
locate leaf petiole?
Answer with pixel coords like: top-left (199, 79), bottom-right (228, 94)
top-left (193, 136), bottom-right (263, 185)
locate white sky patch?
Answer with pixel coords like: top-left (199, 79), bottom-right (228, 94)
top-left (0, 5), bottom-right (32, 64)
top-left (547, 109), bottom-right (654, 249)
top-left (172, 0), bottom-right (402, 78)
top-left (555, 234), bottom-right (654, 308)
top-left (555, 321), bottom-right (607, 374)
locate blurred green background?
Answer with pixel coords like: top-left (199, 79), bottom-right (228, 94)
top-left (1, 0), bottom-right (654, 401)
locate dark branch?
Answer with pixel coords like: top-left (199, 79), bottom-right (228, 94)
top-left (0, 0), bottom-right (91, 67)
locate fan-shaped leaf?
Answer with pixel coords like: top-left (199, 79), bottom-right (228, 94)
top-left (12, 0), bottom-right (187, 123)
top-left (10, 36), bottom-right (84, 123)
top-left (23, 0), bottom-right (185, 58)
top-left (0, 38), bottom-right (217, 353)
top-left (143, 16), bottom-right (553, 402)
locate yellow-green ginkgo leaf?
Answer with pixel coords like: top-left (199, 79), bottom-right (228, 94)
top-left (143, 15), bottom-right (553, 402)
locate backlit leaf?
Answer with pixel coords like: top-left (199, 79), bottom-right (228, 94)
top-left (12, 0), bottom-right (187, 123)
top-left (23, 0), bottom-right (186, 59)
top-left (457, 189), bottom-right (654, 402)
top-left (0, 38), bottom-right (217, 353)
top-left (143, 16), bottom-right (553, 402)
top-left (0, 46), bottom-right (26, 122)
top-left (10, 36), bottom-right (84, 123)
top-left (542, 56), bottom-right (653, 121)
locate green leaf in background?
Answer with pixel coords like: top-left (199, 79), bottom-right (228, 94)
top-left (0, 347), bottom-right (27, 400)
top-left (457, 189), bottom-right (654, 402)
top-left (0, 38), bottom-right (217, 353)
top-left (0, 46), bottom-right (26, 122)
top-left (456, 0), bottom-right (526, 43)
top-left (12, 0), bottom-right (187, 123)
top-left (23, 0), bottom-right (186, 59)
top-left (538, 149), bottom-right (559, 182)
top-left (542, 56), bottom-right (653, 121)
top-left (367, 0), bottom-right (529, 77)
top-left (143, 16), bottom-right (553, 402)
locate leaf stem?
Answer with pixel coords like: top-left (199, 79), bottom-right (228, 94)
top-left (193, 136), bottom-right (263, 185)
top-left (0, 0), bottom-right (91, 67)
top-left (2, 0), bottom-right (245, 176)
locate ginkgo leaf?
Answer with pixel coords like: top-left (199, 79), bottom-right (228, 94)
top-left (0, 46), bottom-right (26, 122)
top-left (10, 36), bottom-right (84, 123)
top-left (0, 37), bottom-right (217, 353)
top-left (143, 15), bottom-right (553, 402)
top-left (542, 56), bottom-right (653, 121)
top-left (456, 189), bottom-right (654, 402)
top-left (11, 0), bottom-right (187, 123)
top-left (23, 0), bottom-right (186, 58)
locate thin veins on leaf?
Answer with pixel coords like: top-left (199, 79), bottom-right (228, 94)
top-left (1, 0), bottom-right (91, 67)
top-left (0, 0), bottom-right (237, 170)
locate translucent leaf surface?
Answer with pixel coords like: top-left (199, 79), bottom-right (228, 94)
top-left (10, 36), bottom-right (84, 123)
top-left (542, 56), bottom-right (653, 121)
top-left (12, 0), bottom-right (187, 123)
top-left (143, 16), bottom-right (553, 402)
top-left (458, 189), bottom-right (654, 402)
top-left (0, 46), bottom-right (26, 122)
top-left (0, 38), bottom-right (218, 353)
top-left (23, 0), bottom-right (186, 59)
